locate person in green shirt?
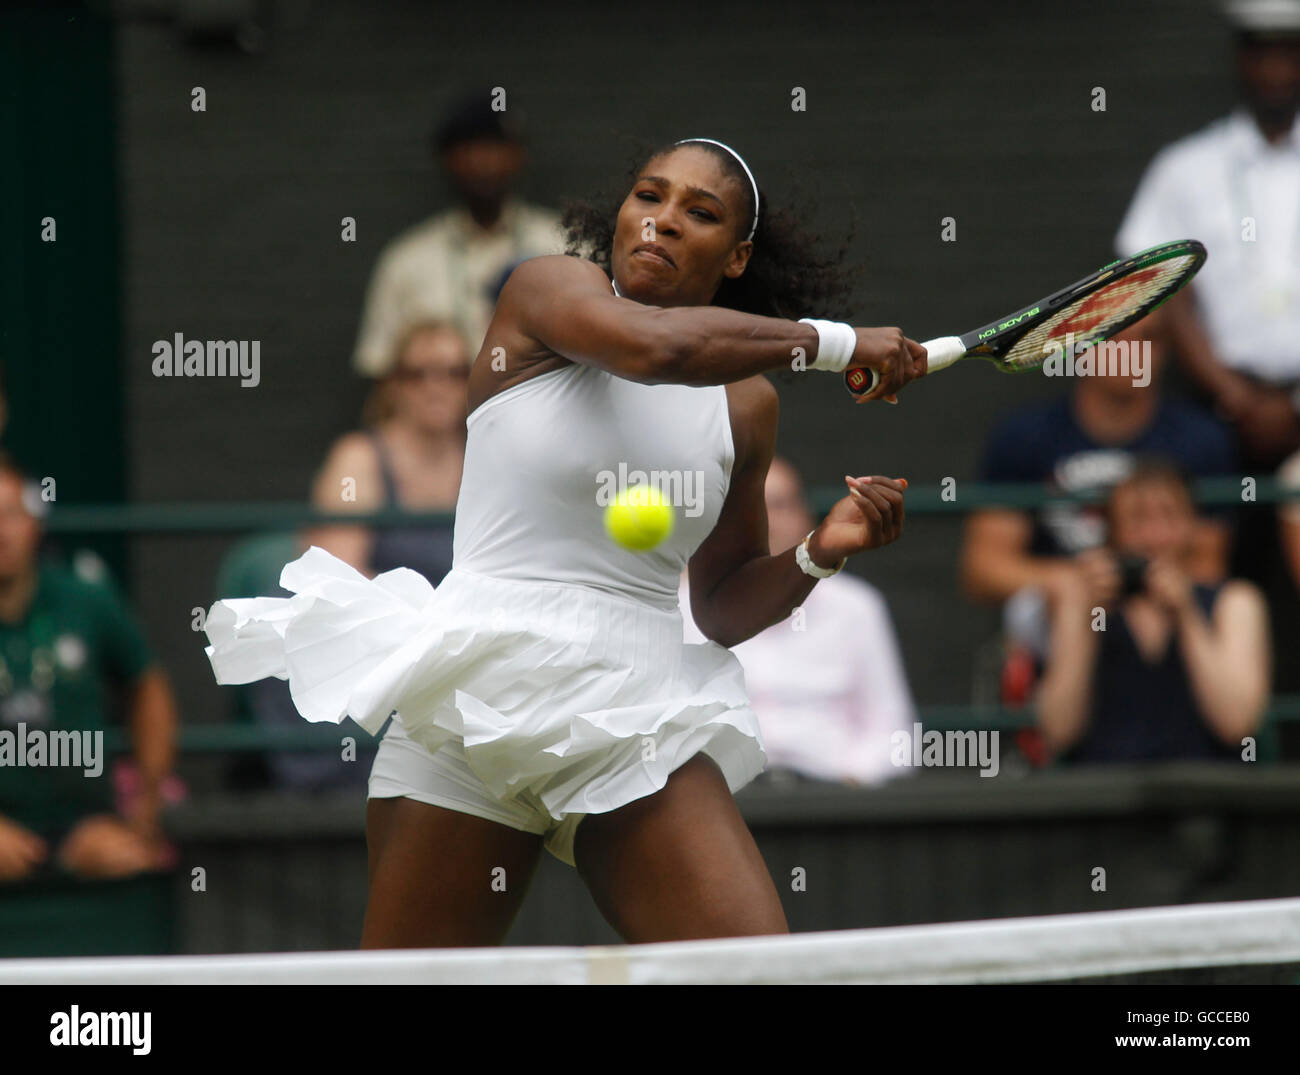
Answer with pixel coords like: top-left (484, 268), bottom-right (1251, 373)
top-left (0, 453), bottom-right (178, 881)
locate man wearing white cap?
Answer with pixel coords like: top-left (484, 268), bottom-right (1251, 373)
top-left (1117, 0), bottom-right (1300, 467)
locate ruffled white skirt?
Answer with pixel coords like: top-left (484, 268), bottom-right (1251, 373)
top-left (203, 546), bottom-right (766, 827)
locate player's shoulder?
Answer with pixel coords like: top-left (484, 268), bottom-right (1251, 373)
top-left (726, 374), bottom-right (779, 422)
top-left (499, 254), bottom-right (607, 296)
top-left (726, 376), bottom-right (779, 466)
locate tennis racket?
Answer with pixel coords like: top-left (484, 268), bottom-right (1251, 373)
top-left (843, 239), bottom-right (1207, 398)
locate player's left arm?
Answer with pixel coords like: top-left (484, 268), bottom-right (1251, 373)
top-left (687, 376), bottom-right (791, 647)
top-left (688, 376), bottom-right (905, 648)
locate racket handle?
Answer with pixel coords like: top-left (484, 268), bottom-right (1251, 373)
top-left (920, 335), bottom-right (967, 372)
top-left (843, 335), bottom-right (967, 398)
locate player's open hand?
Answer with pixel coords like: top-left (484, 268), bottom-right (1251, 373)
top-left (847, 329), bottom-right (928, 404)
top-left (809, 476), bottom-right (907, 563)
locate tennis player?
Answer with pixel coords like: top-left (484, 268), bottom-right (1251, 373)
top-left (205, 138), bottom-right (927, 946)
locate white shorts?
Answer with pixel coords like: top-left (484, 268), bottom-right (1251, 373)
top-left (369, 715), bottom-right (585, 866)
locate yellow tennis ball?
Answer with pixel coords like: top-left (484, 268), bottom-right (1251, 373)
top-left (605, 485), bottom-right (674, 551)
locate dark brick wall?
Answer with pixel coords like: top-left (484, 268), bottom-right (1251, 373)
top-left (114, 0), bottom-right (1239, 732)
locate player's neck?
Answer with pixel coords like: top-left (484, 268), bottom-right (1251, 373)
top-left (0, 564), bottom-right (38, 624)
top-left (1071, 385), bottom-right (1158, 443)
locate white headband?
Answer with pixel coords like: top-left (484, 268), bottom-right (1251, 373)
top-left (675, 137), bottom-right (760, 241)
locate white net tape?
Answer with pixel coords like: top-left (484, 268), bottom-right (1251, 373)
top-left (1, 897), bottom-right (1297, 985)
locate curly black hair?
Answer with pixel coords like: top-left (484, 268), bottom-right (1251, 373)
top-left (560, 139), bottom-right (858, 322)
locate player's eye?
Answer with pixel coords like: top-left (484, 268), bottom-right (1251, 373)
top-left (690, 208), bottom-right (717, 221)
top-left (635, 191), bottom-right (659, 202)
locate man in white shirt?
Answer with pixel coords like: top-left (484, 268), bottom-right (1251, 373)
top-left (1116, 0), bottom-right (1300, 467)
top-left (680, 457), bottom-right (916, 785)
top-left (352, 91), bottom-right (566, 378)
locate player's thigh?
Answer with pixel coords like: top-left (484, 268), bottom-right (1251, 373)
top-left (362, 796), bottom-right (543, 948)
top-left (573, 754), bottom-right (788, 943)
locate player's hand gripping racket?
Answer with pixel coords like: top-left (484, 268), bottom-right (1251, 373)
top-left (843, 239), bottom-right (1207, 398)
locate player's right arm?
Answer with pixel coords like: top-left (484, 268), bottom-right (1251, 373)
top-left (497, 255), bottom-right (924, 397)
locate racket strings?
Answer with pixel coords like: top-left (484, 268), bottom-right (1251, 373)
top-left (1003, 255), bottom-right (1199, 369)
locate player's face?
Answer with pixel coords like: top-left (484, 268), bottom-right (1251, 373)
top-left (612, 146), bottom-right (753, 306)
top-left (1108, 482), bottom-right (1195, 561)
top-left (390, 327), bottom-right (470, 432)
top-left (0, 475), bottom-right (41, 580)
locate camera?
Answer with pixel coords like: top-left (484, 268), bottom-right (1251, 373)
top-left (1117, 554), bottom-right (1149, 597)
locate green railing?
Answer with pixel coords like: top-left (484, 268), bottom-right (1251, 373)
top-left (42, 481), bottom-right (1298, 750)
top-left (36, 478), bottom-right (1300, 534)
top-left (95, 695), bottom-right (1300, 754)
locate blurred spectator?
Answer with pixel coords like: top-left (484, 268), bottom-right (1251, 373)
top-left (1116, 2), bottom-right (1300, 467)
top-left (680, 457), bottom-right (916, 786)
top-left (241, 320), bottom-right (471, 795)
top-left (961, 314), bottom-right (1237, 671)
top-left (0, 453), bottom-right (178, 883)
top-left (305, 319), bottom-right (468, 582)
top-left (351, 89), bottom-right (565, 377)
top-left (1035, 459), bottom-right (1270, 764)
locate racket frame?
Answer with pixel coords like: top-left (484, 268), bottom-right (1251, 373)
top-left (844, 238), bottom-right (1207, 397)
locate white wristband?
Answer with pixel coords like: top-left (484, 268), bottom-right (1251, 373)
top-left (795, 530), bottom-right (846, 578)
top-left (798, 318), bottom-right (857, 373)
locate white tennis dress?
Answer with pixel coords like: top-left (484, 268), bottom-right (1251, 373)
top-left (203, 353), bottom-right (767, 866)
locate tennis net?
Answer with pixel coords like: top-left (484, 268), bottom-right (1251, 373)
top-left (2, 897), bottom-right (1297, 985)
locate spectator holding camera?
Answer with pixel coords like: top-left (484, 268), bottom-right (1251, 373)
top-left (961, 313), bottom-right (1236, 686)
top-left (1035, 459), bottom-right (1270, 763)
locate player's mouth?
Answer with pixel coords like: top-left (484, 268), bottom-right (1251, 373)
top-left (633, 243), bottom-right (675, 268)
